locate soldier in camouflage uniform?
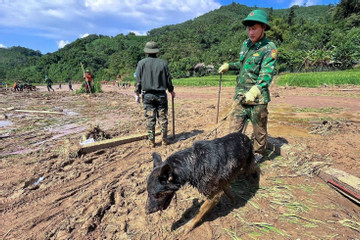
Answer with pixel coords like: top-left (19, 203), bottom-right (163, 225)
top-left (218, 9), bottom-right (277, 163)
top-left (135, 41), bottom-right (176, 147)
top-left (45, 75), bottom-right (55, 92)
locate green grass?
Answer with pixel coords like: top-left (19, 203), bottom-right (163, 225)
top-left (172, 68), bottom-right (360, 87)
top-left (172, 74), bottom-right (237, 87)
top-left (294, 107), bottom-right (343, 114)
top-left (276, 68), bottom-right (360, 87)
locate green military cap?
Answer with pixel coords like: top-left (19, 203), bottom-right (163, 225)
top-left (144, 41), bottom-right (159, 53)
top-left (242, 9), bottom-right (271, 31)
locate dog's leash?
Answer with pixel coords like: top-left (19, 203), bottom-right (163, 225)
top-left (204, 105), bottom-right (249, 140)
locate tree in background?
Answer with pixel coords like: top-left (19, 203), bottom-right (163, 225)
top-left (287, 6), bottom-right (297, 26)
top-left (1, 3), bottom-right (359, 83)
top-left (334, 0), bottom-right (360, 20)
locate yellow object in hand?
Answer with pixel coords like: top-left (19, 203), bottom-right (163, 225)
top-left (244, 85), bottom-right (261, 104)
top-left (218, 63), bottom-right (229, 73)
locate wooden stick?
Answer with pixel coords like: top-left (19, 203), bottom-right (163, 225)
top-left (14, 110), bottom-right (65, 115)
top-left (78, 131), bottom-right (161, 155)
top-left (1, 107), bottom-right (15, 111)
top-left (172, 95), bottom-right (175, 139)
top-left (215, 74), bottom-right (222, 138)
top-left (328, 89), bottom-right (359, 91)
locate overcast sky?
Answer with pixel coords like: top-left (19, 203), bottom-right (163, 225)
top-left (0, 0), bottom-right (338, 54)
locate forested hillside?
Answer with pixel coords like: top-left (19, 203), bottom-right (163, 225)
top-left (0, 1), bottom-right (359, 84)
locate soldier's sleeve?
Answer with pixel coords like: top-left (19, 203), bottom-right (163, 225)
top-left (229, 41), bottom-right (248, 70)
top-left (135, 64), bottom-right (141, 94)
top-left (165, 63), bottom-right (174, 93)
top-left (257, 44), bottom-right (277, 90)
top-left (229, 61), bottom-right (241, 70)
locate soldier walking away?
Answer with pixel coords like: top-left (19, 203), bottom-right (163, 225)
top-left (68, 78), bottom-right (73, 91)
top-left (45, 75), bottom-right (55, 92)
top-left (218, 9), bottom-right (277, 164)
top-left (135, 41), bottom-right (176, 147)
top-left (83, 69), bottom-right (93, 93)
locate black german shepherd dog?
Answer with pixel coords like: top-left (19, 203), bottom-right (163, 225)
top-left (145, 132), bottom-right (260, 232)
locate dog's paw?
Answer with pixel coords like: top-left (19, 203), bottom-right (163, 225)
top-left (176, 222), bottom-right (195, 235)
top-left (176, 226), bottom-right (191, 235)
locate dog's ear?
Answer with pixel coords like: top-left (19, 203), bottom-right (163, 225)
top-left (160, 164), bottom-right (172, 179)
top-left (152, 152), bottom-right (162, 168)
top-left (160, 164), bottom-right (180, 191)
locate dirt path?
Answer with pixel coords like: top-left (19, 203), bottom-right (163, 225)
top-left (0, 84), bottom-right (359, 239)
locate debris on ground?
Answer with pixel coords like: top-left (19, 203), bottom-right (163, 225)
top-left (309, 120), bottom-right (345, 135)
top-left (85, 124), bottom-right (111, 141)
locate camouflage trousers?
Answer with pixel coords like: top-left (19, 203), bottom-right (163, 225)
top-left (142, 92), bottom-right (168, 142)
top-left (47, 84), bottom-right (54, 92)
top-left (229, 101), bottom-right (269, 156)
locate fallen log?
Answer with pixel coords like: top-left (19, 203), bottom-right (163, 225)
top-left (78, 131), bottom-right (160, 155)
top-left (317, 167), bottom-right (360, 205)
top-left (14, 109), bottom-right (65, 115)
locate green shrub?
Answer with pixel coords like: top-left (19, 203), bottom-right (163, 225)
top-left (76, 80), bottom-right (103, 93)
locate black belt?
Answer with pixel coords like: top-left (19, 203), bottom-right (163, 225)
top-left (143, 90), bottom-right (166, 94)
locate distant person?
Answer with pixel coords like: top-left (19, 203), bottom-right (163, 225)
top-left (68, 78), bottom-right (73, 91)
top-left (45, 75), bottom-right (55, 92)
top-left (218, 9), bottom-right (277, 163)
top-left (18, 83), bottom-right (24, 91)
top-left (59, 81), bottom-right (62, 89)
top-left (13, 82), bottom-right (19, 91)
top-left (83, 69), bottom-right (93, 93)
top-left (135, 41), bottom-right (175, 147)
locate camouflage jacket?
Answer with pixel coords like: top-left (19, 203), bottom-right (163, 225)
top-left (135, 57), bottom-right (174, 94)
top-left (229, 36), bottom-right (277, 104)
top-left (45, 77), bottom-right (53, 86)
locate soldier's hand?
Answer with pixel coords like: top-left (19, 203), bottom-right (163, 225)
top-left (170, 91), bottom-right (176, 98)
top-left (244, 86), bottom-right (261, 104)
top-left (218, 63), bottom-right (229, 73)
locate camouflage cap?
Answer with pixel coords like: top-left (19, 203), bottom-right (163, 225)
top-left (242, 9), bottom-right (271, 31)
top-left (144, 41), bottom-right (159, 53)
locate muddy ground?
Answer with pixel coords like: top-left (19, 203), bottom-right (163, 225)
top-left (0, 82), bottom-right (359, 240)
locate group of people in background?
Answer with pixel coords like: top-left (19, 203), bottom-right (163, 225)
top-left (12, 82), bottom-right (36, 91)
top-left (12, 70), bottom-right (133, 93)
top-left (44, 75), bottom-right (74, 92)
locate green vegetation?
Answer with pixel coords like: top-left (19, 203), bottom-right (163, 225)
top-left (0, 1), bottom-right (359, 87)
top-left (294, 107), bottom-right (343, 114)
top-left (276, 67), bottom-right (360, 87)
top-left (173, 74), bottom-right (236, 87)
top-left (339, 219), bottom-right (360, 232)
top-left (75, 80), bottom-right (103, 94)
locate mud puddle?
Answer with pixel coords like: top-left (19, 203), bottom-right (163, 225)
top-left (0, 120), bottom-right (13, 127)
